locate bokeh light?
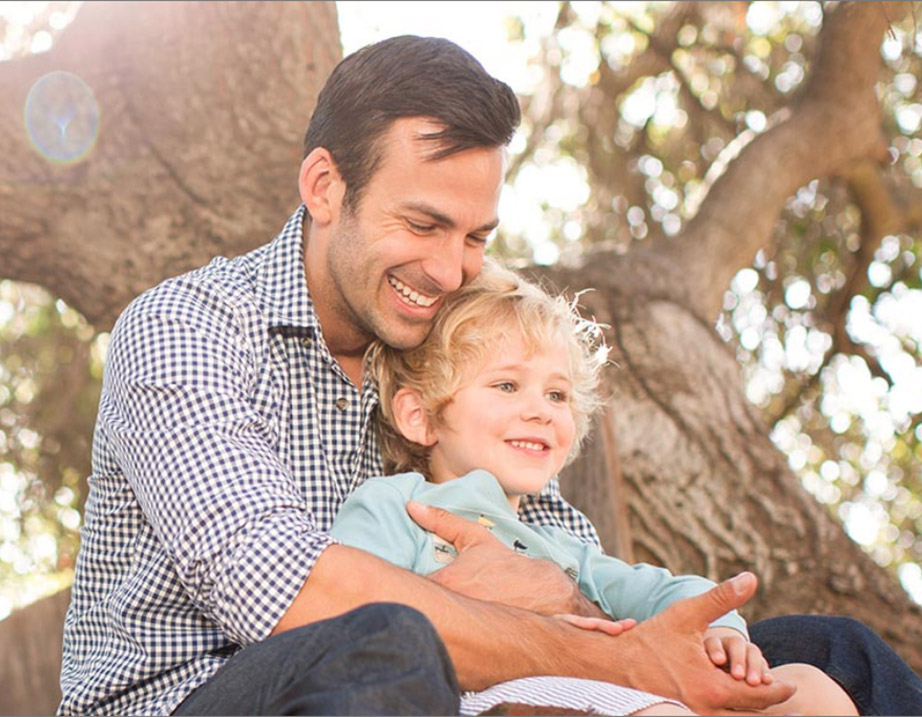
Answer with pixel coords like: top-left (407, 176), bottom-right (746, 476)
top-left (25, 71), bottom-right (99, 165)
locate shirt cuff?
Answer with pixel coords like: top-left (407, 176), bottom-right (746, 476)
top-left (208, 513), bottom-right (337, 645)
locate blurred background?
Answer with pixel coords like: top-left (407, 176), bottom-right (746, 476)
top-left (1, 0), bottom-right (921, 623)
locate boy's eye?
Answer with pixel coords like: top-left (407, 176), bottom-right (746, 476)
top-left (548, 390), bottom-right (568, 403)
top-left (494, 381), bottom-right (516, 393)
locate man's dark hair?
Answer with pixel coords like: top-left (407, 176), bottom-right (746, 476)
top-left (303, 35), bottom-right (521, 211)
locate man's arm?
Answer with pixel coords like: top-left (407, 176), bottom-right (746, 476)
top-left (102, 282), bottom-right (331, 646)
top-left (274, 538), bottom-right (795, 714)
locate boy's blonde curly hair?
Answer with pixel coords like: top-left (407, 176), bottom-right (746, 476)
top-left (366, 261), bottom-right (609, 476)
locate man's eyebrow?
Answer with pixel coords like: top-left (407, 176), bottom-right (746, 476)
top-left (401, 202), bottom-right (499, 234)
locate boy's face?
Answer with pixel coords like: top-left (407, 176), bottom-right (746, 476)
top-left (427, 330), bottom-right (576, 509)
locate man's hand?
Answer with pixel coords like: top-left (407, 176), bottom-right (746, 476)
top-left (704, 626), bottom-right (772, 686)
top-left (407, 500), bottom-right (607, 618)
top-left (612, 572), bottom-right (796, 715)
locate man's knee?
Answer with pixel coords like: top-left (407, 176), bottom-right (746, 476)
top-left (813, 615), bottom-right (882, 652)
top-left (349, 602), bottom-right (438, 637)
top-left (345, 602), bottom-right (449, 659)
top-left (752, 614), bottom-right (879, 659)
top-left (215, 604), bottom-right (458, 715)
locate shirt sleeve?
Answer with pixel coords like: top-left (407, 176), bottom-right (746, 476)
top-left (543, 526), bottom-right (748, 637)
top-left (99, 276), bottom-right (333, 645)
top-left (329, 477), bottom-right (425, 572)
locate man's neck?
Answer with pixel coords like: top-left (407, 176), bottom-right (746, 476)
top-left (336, 353), bottom-right (365, 389)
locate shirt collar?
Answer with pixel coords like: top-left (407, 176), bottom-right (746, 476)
top-left (257, 205), bottom-right (319, 331)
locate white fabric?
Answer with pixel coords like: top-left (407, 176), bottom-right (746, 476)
top-left (460, 676), bottom-right (687, 715)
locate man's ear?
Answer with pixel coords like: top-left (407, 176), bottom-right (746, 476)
top-left (298, 147), bottom-right (346, 226)
top-left (392, 388), bottom-right (438, 447)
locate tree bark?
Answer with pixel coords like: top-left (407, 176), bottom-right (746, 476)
top-left (0, 1), bottom-right (340, 329)
top-left (551, 251), bottom-right (922, 674)
top-left (0, 587), bottom-right (70, 716)
top-left (551, 0), bottom-right (922, 672)
top-left (1, 3), bottom-right (920, 715)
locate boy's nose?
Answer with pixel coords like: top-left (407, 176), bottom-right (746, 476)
top-left (521, 392), bottom-right (552, 423)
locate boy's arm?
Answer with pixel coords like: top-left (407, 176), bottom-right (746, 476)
top-left (328, 476), bottom-right (424, 571)
top-left (552, 526), bottom-right (747, 635)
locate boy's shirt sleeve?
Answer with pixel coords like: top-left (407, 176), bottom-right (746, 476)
top-left (329, 474), bottom-right (428, 572)
top-left (540, 525), bottom-right (748, 637)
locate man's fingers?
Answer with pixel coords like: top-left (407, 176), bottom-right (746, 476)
top-left (406, 500), bottom-right (498, 551)
top-left (671, 572), bottom-right (758, 631)
top-left (690, 674), bottom-right (796, 715)
top-left (722, 678), bottom-right (796, 713)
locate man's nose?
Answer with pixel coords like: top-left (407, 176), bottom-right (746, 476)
top-left (422, 235), bottom-right (479, 293)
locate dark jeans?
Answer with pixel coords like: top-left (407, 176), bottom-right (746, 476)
top-left (752, 614), bottom-right (922, 716)
top-left (173, 603), bottom-right (459, 716)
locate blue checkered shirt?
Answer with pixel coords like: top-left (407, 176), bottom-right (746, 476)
top-left (59, 205), bottom-right (602, 716)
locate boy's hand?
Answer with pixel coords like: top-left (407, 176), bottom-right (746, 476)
top-left (554, 613), bottom-right (637, 636)
top-left (703, 626), bottom-right (773, 686)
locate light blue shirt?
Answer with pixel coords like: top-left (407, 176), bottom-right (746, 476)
top-left (330, 470), bottom-right (747, 633)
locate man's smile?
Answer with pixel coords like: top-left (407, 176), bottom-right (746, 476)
top-left (388, 275), bottom-right (439, 308)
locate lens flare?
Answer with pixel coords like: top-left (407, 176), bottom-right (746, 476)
top-left (25, 71), bottom-right (100, 165)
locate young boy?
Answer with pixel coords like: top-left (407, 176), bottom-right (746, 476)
top-left (330, 262), bottom-right (858, 716)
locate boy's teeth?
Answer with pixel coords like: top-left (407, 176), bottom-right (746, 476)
top-left (510, 440), bottom-right (545, 451)
top-left (389, 277), bottom-right (436, 307)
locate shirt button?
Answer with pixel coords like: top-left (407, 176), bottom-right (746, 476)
top-left (335, 397), bottom-right (349, 411)
top-left (301, 337), bottom-right (313, 348)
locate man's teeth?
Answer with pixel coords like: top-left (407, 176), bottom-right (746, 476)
top-left (509, 440), bottom-right (547, 451)
top-left (389, 277), bottom-right (437, 307)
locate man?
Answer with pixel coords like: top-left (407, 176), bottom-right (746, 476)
top-left (60, 35), bottom-right (922, 716)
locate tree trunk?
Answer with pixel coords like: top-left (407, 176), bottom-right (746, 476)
top-left (0, 587), bottom-right (70, 716)
top-left (1, 3), bottom-right (920, 715)
top-left (551, 251), bottom-right (922, 673)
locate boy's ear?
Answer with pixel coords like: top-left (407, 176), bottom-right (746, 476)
top-left (392, 388), bottom-right (437, 447)
top-left (298, 147), bottom-right (346, 226)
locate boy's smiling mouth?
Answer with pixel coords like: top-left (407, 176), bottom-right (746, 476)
top-left (507, 439), bottom-right (550, 452)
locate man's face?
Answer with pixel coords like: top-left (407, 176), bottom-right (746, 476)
top-left (316, 118), bottom-right (505, 353)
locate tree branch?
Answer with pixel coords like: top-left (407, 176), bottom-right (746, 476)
top-left (0, 2), bottom-right (341, 329)
top-left (769, 157), bottom-right (922, 424)
top-left (667, 1), bottom-right (908, 320)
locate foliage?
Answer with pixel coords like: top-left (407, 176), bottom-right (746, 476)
top-left (492, 1), bottom-right (922, 600)
top-left (0, 281), bottom-right (101, 617)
